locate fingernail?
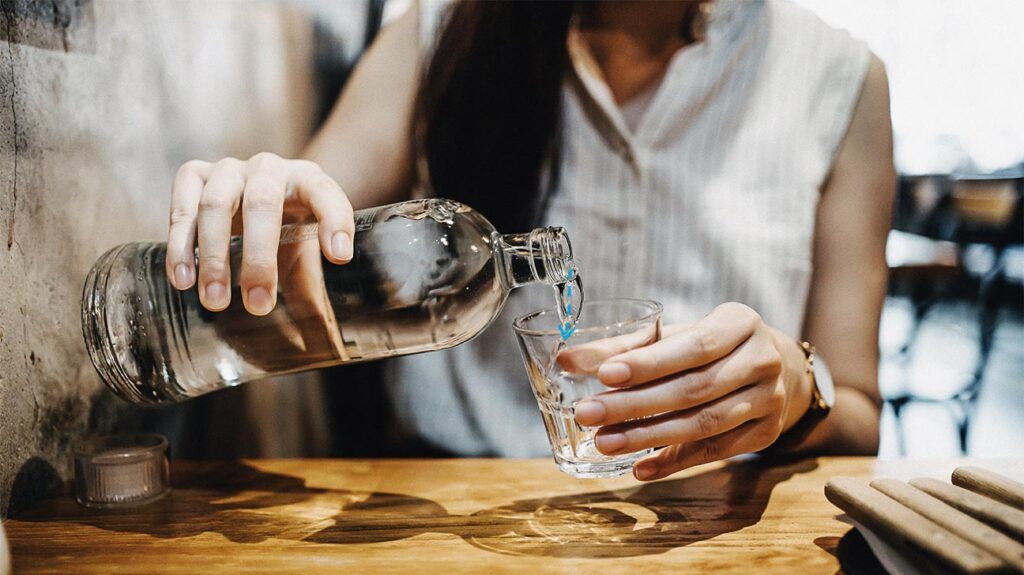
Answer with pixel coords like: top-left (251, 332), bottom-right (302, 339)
top-left (634, 462), bottom-right (658, 481)
top-left (246, 286), bottom-right (273, 315)
top-left (574, 400), bottom-right (606, 426)
top-left (598, 362), bottom-right (631, 385)
top-left (174, 263), bottom-right (193, 288)
top-left (331, 231), bottom-right (352, 261)
top-left (595, 432), bottom-right (627, 454)
top-left (204, 281), bottom-right (227, 308)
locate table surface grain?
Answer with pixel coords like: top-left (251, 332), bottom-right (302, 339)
top-left (4, 457), bottom-right (1021, 574)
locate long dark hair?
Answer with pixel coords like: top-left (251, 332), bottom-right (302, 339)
top-left (417, 1), bottom-right (576, 233)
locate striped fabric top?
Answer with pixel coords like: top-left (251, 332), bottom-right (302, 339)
top-left (385, 0), bottom-right (870, 457)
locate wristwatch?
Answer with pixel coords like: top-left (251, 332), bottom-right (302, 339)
top-left (803, 342), bottom-right (835, 414)
top-left (769, 342), bottom-right (835, 452)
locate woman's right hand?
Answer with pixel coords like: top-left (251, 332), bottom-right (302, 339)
top-left (166, 153), bottom-right (355, 316)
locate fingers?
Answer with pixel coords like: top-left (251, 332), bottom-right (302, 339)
top-left (166, 160), bottom-right (210, 289)
top-left (290, 163), bottom-right (354, 264)
top-left (575, 335), bottom-right (782, 426)
top-left (239, 154), bottom-right (288, 315)
top-left (556, 327), bottom-right (660, 374)
top-left (170, 153), bottom-right (351, 314)
top-left (196, 158), bottom-right (244, 311)
top-left (597, 302), bottom-right (763, 387)
top-left (591, 381), bottom-right (780, 457)
top-left (632, 418), bottom-right (781, 481)
top-left (555, 319), bottom-right (683, 375)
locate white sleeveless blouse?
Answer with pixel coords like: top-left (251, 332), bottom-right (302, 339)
top-left (385, 0), bottom-right (870, 457)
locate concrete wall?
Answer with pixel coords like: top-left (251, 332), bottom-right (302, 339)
top-left (0, 0), bottom-right (340, 516)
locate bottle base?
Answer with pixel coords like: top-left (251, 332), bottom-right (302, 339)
top-left (81, 243), bottom-right (182, 406)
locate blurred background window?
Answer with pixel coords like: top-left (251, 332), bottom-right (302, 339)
top-left (794, 0), bottom-right (1024, 175)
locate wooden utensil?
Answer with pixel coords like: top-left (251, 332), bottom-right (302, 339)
top-left (872, 478), bottom-right (1024, 567)
top-left (953, 466), bottom-right (1024, 510)
top-left (825, 477), bottom-right (1007, 574)
top-left (911, 477), bottom-right (1024, 541)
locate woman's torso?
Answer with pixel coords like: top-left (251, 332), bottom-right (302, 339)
top-left (384, 0), bottom-right (869, 457)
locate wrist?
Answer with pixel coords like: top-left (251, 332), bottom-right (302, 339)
top-left (772, 329), bottom-right (814, 432)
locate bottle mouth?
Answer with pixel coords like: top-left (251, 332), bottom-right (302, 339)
top-left (532, 226), bottom-right (574, 285)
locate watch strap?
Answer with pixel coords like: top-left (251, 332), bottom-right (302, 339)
top-left (764, 342), bottom-right (831, 453)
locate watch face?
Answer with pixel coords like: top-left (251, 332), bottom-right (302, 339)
top-left (815, 356), bottom-right (836, 408)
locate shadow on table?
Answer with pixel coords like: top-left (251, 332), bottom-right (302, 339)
top-left (815, 530), bottom-right (889, 575)
top-left (14, 457), bottom-right (817, 559)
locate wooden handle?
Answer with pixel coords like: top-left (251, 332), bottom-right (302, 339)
top-left (872, 478), bottom-right (1024, 568)
top-left (825, 477), bottom-right (1006, 574)
top-left (911, 477), bottom-right (1024, 541)
top-left (953, 467), bottom-right (1024, 510)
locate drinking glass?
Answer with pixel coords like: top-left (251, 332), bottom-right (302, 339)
top-left (513, 298), bottom-right (662, 478)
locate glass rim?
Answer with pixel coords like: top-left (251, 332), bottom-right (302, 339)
top-left (74, 433), bottom-right (168, 463)
top-left (512, 297), bottom-right (662, 337)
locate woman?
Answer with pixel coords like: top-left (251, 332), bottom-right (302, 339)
top-left (164, 0), bottom-right (893, 480)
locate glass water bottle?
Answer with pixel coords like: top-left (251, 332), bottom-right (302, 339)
top-left (82, 199), bottom-right (577, 405)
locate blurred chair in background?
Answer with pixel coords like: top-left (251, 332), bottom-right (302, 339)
top-left (884, 168), bottom-right (1023, 456)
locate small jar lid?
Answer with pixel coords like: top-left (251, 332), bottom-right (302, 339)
top-left (73, 434), bottom-right (169, 508)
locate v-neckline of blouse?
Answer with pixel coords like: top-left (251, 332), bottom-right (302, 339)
top-left (566, 0), bottom-right (764, 154)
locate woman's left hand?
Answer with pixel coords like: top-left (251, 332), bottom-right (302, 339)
top-left (572, 302), bottom-right (812, 481)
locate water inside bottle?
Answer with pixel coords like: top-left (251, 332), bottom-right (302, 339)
top-left (159, 211), bottom-right (505, 398)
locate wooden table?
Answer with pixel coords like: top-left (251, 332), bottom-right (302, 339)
top-left (5, 457), bottom-right (1020, 574)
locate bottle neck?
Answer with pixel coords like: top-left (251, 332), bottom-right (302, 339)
top-left (495, 227), bottom-right (574, 290)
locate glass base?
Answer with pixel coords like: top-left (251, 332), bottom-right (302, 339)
top-left (553, 449), bottom-right (652, 479)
